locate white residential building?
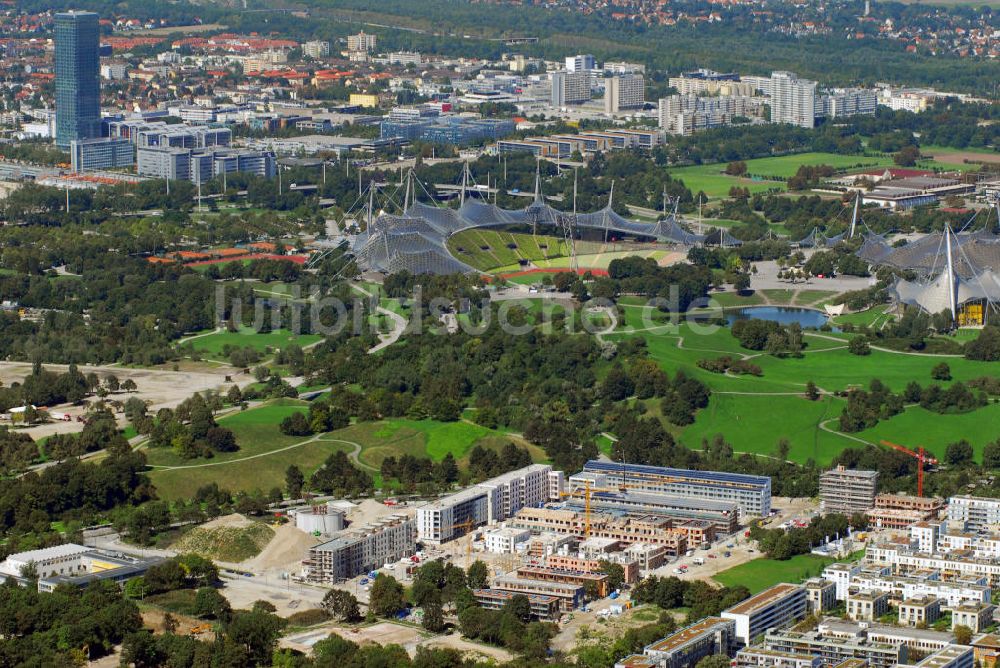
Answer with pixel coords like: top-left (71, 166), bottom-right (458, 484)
top-left (303, 40), bottom-right (330, 58)
top-left (347, 32), bottom-right (377, 53)
top-left (484, 527), bottom-right (531, 554)
top-left (822, 562), bottom-right (864, 600)
top-left (769, 71), bottom-right (818, 128)
top-left (948, 496), bottom-right (1000, 531)
top-left (722, 583), bottom-right (808, 646)
top-left (565, 54), bottom-right (596, 72)
top-left (416, 464), bottom-right (563, 543)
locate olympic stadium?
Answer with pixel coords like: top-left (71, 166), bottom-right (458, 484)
top-left (318, 167), bottom-right (738, 276)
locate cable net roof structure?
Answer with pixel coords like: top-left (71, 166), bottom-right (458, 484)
top-left (892, 269), bottom-right (1000, 315)
top-left (346, 169), bottom-right (704, 275)
top-left (796, 227), bottom-right (845, 248)
top-left (856, 232), bottom-right (893, 265)
top-left (868, 230), bottom-right (1000, 279)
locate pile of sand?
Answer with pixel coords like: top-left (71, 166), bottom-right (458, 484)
top-left (245, 524), bottom-right (322, 572)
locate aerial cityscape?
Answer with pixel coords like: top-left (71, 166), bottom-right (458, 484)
top-left (0, 0), bottom-right (999, 666)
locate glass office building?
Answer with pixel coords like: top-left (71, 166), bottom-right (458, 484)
top-left (55, 11), bottom-right (101, 148)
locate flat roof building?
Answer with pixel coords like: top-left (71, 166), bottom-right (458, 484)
top-left (416, 464), bottom-right (562, 543)
top-left (304, 513), bottom-right (415, 583)
top-left (581, 460), bottom-right (771, 519)
top-left (473, 589), bottom-right (561, 620)
top-left (723, 583), bottom-right (808, 646)
top-left (639, 617), bottom-right (738, 668)
top-left (820, 466), bottom-right (878, 515)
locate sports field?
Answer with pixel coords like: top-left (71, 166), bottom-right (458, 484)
top-left (667, 152), bottom-right (901, 199)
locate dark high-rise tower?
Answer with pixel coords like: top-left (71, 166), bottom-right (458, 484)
top-left (55, 11), bottom-right (101, 149)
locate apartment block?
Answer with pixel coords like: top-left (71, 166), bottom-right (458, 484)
top-left (565, 54), bottom-right (596, 72)
top-left (847, 590), bottom-right (889, 621)
top-left (605, 75), bottom-right (645, 113)
top-left (491, 574), bottom-right (585, 611)
top-left (347, 32), bottom-right (377, 53)
top-left (551, 70), bottom-right (592, 107)
top-left (722, 583), bottom-right (808, 646)
top-left (581, 460), bottom-right (771, 519)
top-left (949, 496), bottom-right (1000, 531)
top-left (303, 514), bottom-right (415, 583)
top-left (952, 602), bottom-right (995, 633)
top-left (867, 542), bottom-right (1000, 586)
top-left (303, 40), bottom-right (330, 58)
top-left (769, 71), bottom-right (818, 128)
top-left (761, 628), bottom-right (906, 668)
top-left (638, 617), bottom-right (738, 668)
top-left (735, 648), bottom-right (823, 668)
top-left (416, 464), bottom-right (561, 543)
top-left (567, 489), bottom-right (738, 534)
top-left (899, 596), bottom-right (942, 627)
top-left (546, 554), bottom-right (640, 584)
top-left (868, 494), bottom-right (944, 529)
top-left (515, 565), bottom-right (610, 598)
top-left (850, 571), bottom-right (990, 608)
top-left (473, 589), bottom-right (561, 621)
top-left (804, 577), bottom-right (837, 614)
top-left (820, 466), bottom-right (878, 515)
top-left (509, 507), bottom-right (688, 555)
top-left (898, 646), bottom-right (973, 668)
top-left (484, 527), bottom-right (530, 554)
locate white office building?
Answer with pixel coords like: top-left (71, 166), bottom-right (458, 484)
top-left (565, 54), bottom-right (596, 72)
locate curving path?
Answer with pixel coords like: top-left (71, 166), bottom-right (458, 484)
top-left (351, 283), bottom-right (408, 354)
top-left (148, 435), bottom-right (364, 471)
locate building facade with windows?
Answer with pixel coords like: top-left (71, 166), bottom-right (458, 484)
top-left (722, 583), bottom-right (808, 646)
top-left (304, 514), bottom-right (415, 583)
top-left (70, 138), bottom-right (134, 172)
top-left (605, 75), bottom-right (645, 113)
top-left (55, 11), bottom-right (101, 148)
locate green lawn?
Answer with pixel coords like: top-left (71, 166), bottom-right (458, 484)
top-left (607, 317), bottom-right (1000, 465)
top-left (183, 326), bottom-right (322, 360)
top-left (147, 406), bottom-right (546, 500)
top-left (853, 403), bottom-right (1000, 462)
top-left (681, 394), bottom-right (850, 465)
top-left (713, 553), bottom-right (845, 593)
top-left (667, 152), bottom-right (895, 199)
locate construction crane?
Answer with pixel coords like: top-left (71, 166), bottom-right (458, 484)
top-left (559, 479), bottom-right (647, 537)
top-left (449, 518), bottom-right (476, 567)
top-left (880, 440), bottom-right (938, 497)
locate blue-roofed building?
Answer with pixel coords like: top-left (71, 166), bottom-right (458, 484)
top-left (579, 461), bottom-right (772, 519)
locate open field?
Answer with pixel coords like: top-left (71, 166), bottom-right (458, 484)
top-left (667, 152), bottom-right (894, 199)
top-left (664, 151), bottom-right (974, 199)
top-left (606, 312), bottom-right (999, 465)
top-left (182, 326), bottom-right (322, 360)
top-left (713, 553), bottom-right (846, 593)
top-left (921, 144), bottom-right (1000, 166)
top-left (147, 399), bottom-right (544, 499)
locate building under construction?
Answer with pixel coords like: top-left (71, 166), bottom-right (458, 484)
top-left (820, 466), bottom-right (879, 515)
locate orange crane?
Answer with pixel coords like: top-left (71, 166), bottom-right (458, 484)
top-left (880, 440), bottom-right (938, 497)
top-left (560, 479), bottom-right (646, 537)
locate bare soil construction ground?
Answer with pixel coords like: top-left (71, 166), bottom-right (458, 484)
top-left (0, 362), bottom-right (234, 440)
top-left (282, 622), bottom-right (514, 662)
